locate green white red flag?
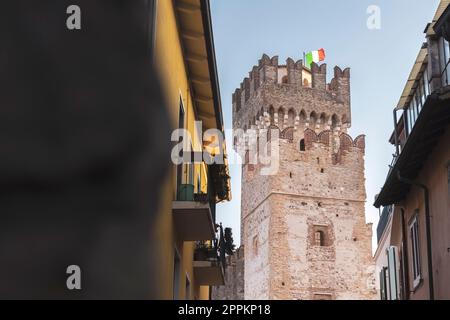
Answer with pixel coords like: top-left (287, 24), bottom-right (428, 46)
top-left (305, 48), bottom-right (326, 68)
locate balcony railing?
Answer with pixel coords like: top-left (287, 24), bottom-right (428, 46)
top-left (176, 156), bottom-right (216, 219)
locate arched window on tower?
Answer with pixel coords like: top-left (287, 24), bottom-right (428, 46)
top-left (278, 108), bottom-right (285, 128)
top-left (269, 106), bottom-right (275, 125)
top-left (331, 114), bottom-right (339, 130)
top-left (288, 109), bottom-right (295, 127)
top-left (300, 139), bottom-right (306, 151)
top-left (282, 75), bottom-right (288, 84)
top-left (314, 231), bottom-right (325, 247)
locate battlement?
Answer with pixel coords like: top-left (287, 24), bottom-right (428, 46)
top-left (240, 128), bottom-right (365, 172)
top-left (233, 54), bottom-right (350, 112)
top-left (232, 54), bottom-right (352, 137)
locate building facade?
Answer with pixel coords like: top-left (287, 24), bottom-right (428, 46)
top-left (374, 0), bottom-right (450, 300)
top-left (214, 55), bottom-right (376, 300)
top-left (153, 0), bottom-right (231, 300)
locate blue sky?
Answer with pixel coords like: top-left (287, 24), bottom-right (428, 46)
top-left (212, 0), bottom-right (440, 249)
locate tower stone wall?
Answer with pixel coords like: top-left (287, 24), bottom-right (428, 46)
top-left (213, 54), bottom-right (376, 300)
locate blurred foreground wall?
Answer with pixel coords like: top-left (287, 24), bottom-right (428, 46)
top-left (0, 0), bottom-right (171, 299)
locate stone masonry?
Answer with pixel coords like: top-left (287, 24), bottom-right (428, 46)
top-left (212, 54), bottom-right (377, 300)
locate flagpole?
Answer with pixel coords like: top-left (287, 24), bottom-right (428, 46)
top-left (303, 52), bottom-right (305, 67)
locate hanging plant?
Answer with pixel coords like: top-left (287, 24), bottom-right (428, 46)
top-left (209, 163), bottom-right (230, 202)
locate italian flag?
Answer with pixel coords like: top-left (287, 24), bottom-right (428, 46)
top-left (305, 48), bottom-right (326, 68)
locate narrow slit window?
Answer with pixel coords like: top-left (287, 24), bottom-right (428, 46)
top-left (300, 139), bottom-right (306, 151)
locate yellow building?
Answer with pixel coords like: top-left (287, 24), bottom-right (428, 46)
top-left (152, 0), bottom-right (231, 300)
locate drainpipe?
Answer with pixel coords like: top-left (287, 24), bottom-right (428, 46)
top-left (400, 208), bottom-right (410, 300)
top-left (396, 171), bottom-right (434, 300)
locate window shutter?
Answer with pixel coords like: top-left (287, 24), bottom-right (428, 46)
top-left (379, 269), bottom-right (387, 300)
top-left (388, 246), bottom-right (398, 300)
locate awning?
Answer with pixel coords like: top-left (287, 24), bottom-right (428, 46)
top-left (426, 0), bottom-right (450, 36)
top-left (175, 0), bottom-right (224, 132)
top-left (396, 47), bottom-right (428, 111)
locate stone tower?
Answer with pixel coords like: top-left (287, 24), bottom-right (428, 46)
top-left (214, 54), bottom-right (376, 300)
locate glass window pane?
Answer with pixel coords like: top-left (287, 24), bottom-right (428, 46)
top-left (416, 91), bottom-right (421, 113)
top-left (440, 38), bottom-right (447, 80)
top-left (406, 108), bottom-right (409, 134)
top-left (411, 226), bottom-right (417, 277)
top-left (410, 106), bottom-right (414, 133)
top-left (414, 94), bottom-right (420, 116)
top-left (419, 80), bottom-right (425, 107)
top-left (406, 107), bottom-right (410, 135)
top-left (408, 106), bottom-right (413, 133)
top-left (446, 64), bottom-right (450, 87)
top-left (416, 87), bottom-right (421, 111)
top-left (445, 39), bottom-right (450, 63)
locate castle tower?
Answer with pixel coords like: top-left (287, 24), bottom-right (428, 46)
top-left (227, 54), bottom-right (376, 300)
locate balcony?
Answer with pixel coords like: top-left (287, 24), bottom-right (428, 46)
top-left (172, 199), bottom-right (215, 242)
top-left (375, 88), bottom-right (450, 208)
top-left (392, 48), bottom-right (430, 152)
top-left (375, 33), bottom-right (450, 208)
top-left (193, 241), bottom-right (225, 286)
top-left (172, 150), bottom-right (231, 241)
top-left (173, 171), bottom-right (216, 241)
top-left (172, 154), bottom-right (215, 242)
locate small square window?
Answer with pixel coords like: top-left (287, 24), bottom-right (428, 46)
top-left (314, 231), bottom-right (325, 246)
top-left (311, 225), bottom-right (331, 247)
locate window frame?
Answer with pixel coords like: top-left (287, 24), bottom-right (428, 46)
top-left (444, 39), bottom-right (450, 85)
top-left (312, 225), bottom-right (330, 247)
top-left (409, 214), bottom-right (422, 290)
top-left (439, 37), bottom-right (450, 87)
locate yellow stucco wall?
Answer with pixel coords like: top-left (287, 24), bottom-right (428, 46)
top-left (153, 0), bottom-right (209, 300)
